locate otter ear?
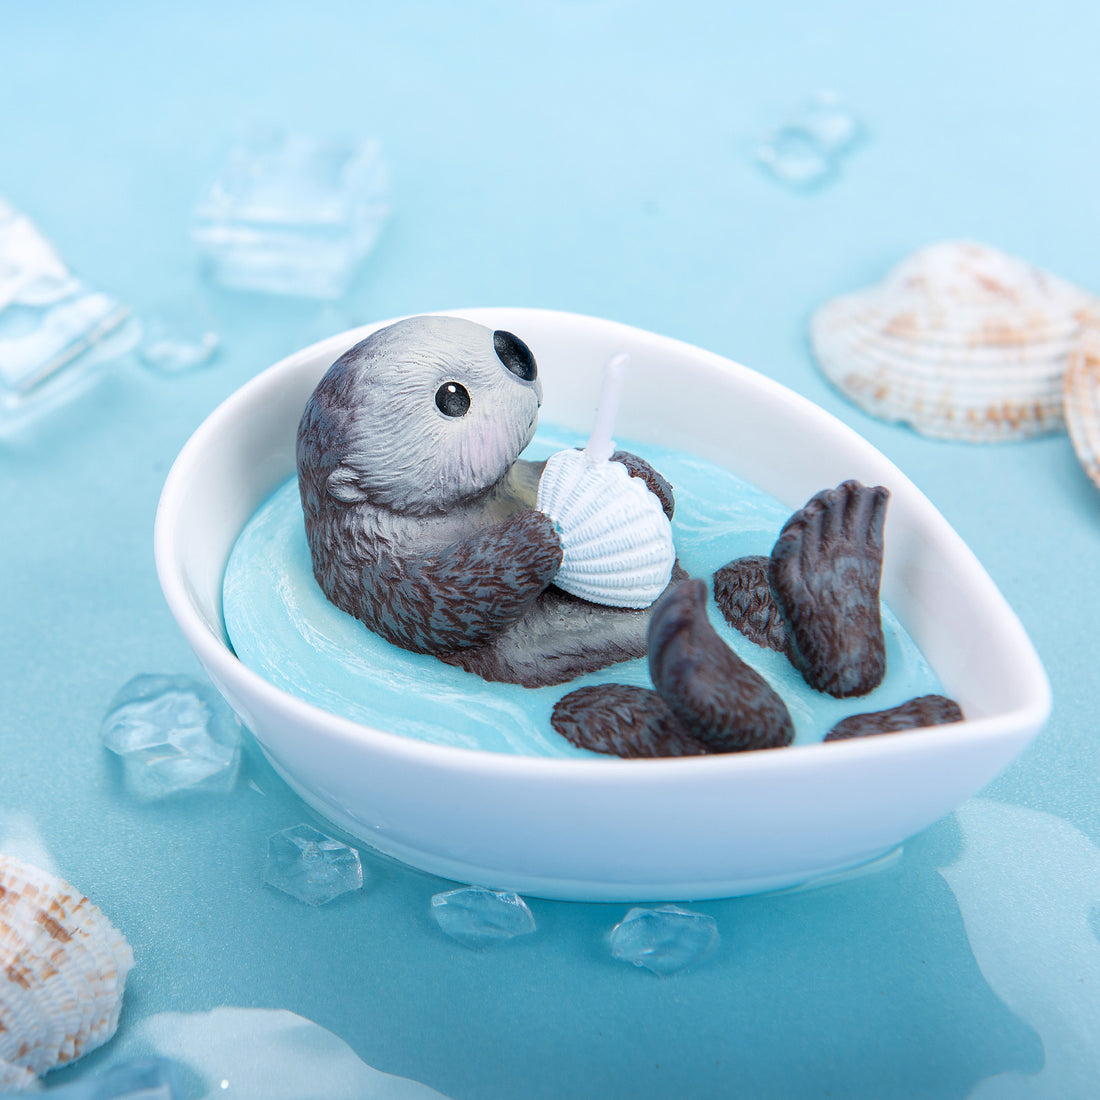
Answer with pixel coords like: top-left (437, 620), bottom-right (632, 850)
top-left (326, 465), bottom-right (370, 503)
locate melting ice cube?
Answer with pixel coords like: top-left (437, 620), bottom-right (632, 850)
top-left (100, 674), bottom-right (241, 800)
top-left (0, 197), bottom-right (137, 431)
top-left (192, 131), bottom-right (390, 299)
top-left (756, 91), bottom-right (864, 191)
top-left (431, 886), bottom-right (536, 947)
top-left (757, 125), bottom-right (836, 189)
top-left (609, 904), bottom-right (719, 975)
top-left (264, 824), bottom-right (363, 906)
top-left (800, 90), bottom-right (863, 155)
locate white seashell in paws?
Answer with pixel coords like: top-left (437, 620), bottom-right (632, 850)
top-left (810, 240), bottom-right (1100, 442)
top-left (0, 854), bottom-right (134, 1086)
top-left (536, 448), bottom-right (676, 608)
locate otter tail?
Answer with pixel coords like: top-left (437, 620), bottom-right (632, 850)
top-left (551, 578), bottom-right (793, 758)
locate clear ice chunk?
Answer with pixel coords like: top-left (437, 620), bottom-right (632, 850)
top-left (192, 131), bottom-right (390, 299)
top-left (100, 674), bottom-right (241, 800)
top-left (431, 886), bottom-right (536, 947)
top-left (0, 197), bottom-right (138, 431)
top-left (20, 1057), bottom-right (180, 1098)
top-left (137, 301), bottom-right (219, 374)
top-left (756, 126), bottom-right (835, 190)
top-left (264, 824), bottom-right (363, 906)
top-left (609, 904), bottom-right (719, 975)
top-left (800, 90), bottom-right (863, 155)
top-left (756, 91), bottom-right (864, 191)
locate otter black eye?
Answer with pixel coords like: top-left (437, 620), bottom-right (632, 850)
top-left (493, 330), bottom-right (537, 381)
top-left (435, 382), bottom-right (471, 417)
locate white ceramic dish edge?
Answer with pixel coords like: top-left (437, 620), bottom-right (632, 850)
top-left (155, 308), bottom-right (1052, 901)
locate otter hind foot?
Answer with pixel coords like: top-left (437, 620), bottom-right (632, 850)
top-left (768, 480), bottom-right (890, 699)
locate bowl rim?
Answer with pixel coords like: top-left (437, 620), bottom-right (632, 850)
top-left (154, 307), bottom-right (1053, 782)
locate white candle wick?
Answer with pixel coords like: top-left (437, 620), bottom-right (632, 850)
top-left (583, 351), bottom-right (630, 465)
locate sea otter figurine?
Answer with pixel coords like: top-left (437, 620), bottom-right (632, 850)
top-left (297, 314), bottom-right (911, 758)
top-left (296, 314), bottom-right (683, 688)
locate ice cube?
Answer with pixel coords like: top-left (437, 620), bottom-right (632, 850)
top-left (430, 886), bottom-right (536, 947)
top-left (801, 90), bottom-right (864, 155)
top-left (192, 132), bottom-right (390, 299)
top-left (609, 904), bottom-right (719, 975)
top-left (0, 197), bottom-right (138, 432)
top-left (756, 125), bottom-right (835, 190)
top-left (756, 91), bottom-right (864, 191)
top-left (100, 675), bottom-right (241, 800)
top-left (264, 824), bottom-right (363, 906)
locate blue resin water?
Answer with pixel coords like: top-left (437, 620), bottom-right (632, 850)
top-left (223, 424), bottom-right (942, 757)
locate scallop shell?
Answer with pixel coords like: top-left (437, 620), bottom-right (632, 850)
top-left (811, 240), bottom-right (1100, 442)
top-left (1063, 313), bottom-right (1100, 491)
top-left (0, 854), bottom-right (134, 1090)
top-left (536, 448), bottom-right (675, 608)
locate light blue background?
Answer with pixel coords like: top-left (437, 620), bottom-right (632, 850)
top-left (1, 2), bottom-right (1098, 1097)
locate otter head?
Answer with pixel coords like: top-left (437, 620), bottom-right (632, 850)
top-left (297, 315), bottom-right (543, 518)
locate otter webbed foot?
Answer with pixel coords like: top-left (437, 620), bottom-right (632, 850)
top-left (715, 481), bottom-right (889, 699)
top-left (769, 480), bottom-right (889, 699)
top-left (551, 578), bottom-right (793, 758)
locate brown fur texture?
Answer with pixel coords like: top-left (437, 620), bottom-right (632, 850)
top-left (552, 579), bottom-right (794, 757)
top-left (769, 481), bottom-right (889, 698)
top-left (716, 482), bottom-right (890, 700)
top-left (551, 684), bottom-right (709, 758)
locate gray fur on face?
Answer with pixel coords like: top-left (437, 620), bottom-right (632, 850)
top-left (299, 315), bottom-right (542, 517)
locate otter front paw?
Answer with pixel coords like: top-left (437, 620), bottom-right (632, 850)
top-left (610, 450), bottom-right (675, 520)
top-left (536, 449), bottom-right (675, 609)
top-left (362, 509), bottom-right (563, 655)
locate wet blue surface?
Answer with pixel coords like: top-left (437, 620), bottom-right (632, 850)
top-left (2, 2), bottom-right (1099, 1097)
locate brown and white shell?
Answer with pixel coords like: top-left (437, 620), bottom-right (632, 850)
top-left (0, 854), bottom-right (134, 1091)
top-left (810, 241), bottom-right (1100, 442)
top-left (1063, 314), bottom-right (1100, 491)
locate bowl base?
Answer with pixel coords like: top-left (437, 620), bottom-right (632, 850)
top-left (263, 749), bottom-right (900, 903)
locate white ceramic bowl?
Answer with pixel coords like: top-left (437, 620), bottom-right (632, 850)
top-left (155, 308), bottom-right (1051, 902)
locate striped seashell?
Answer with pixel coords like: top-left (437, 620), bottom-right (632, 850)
top-left (0, 1057), bottom-right (38, 1092)
top-left (1063, 313), bottom-right (1100, 492)
top-left (0, 854), bottom-right (134, 1091)
top-left (537, 447), bottom-right (675, 609)
top-left (811, 240), bottom-right (1100, 442)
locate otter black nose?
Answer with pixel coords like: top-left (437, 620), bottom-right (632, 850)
top-left (493, 330), bottom-right (538, 381)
